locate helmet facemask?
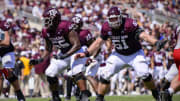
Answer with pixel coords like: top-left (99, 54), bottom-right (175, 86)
top-left (71, 16), bottom-right (83, 31)
top-left (43, 17), bottom-right (54, 28)
top-left (108, 14), bottom-right (122, 29)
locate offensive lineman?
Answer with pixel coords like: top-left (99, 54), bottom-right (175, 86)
top-left (75, 7), bottom-right (167, 101)
top-left (29, 8), bottom-right (83, 101)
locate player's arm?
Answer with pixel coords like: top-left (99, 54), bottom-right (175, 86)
top-left (163, 55), bottom-right (167, 70)
top-left (105, 38), bottom-right (112, 56)
top-left (0, 31), bottom-right (10, 46)
top-left (139, 31), bottom-right (157, 44)
top-left (43, 37), bottom-right (53, 57)
top-left (150, 55), bottom-right (154, 70)
top-left (29, 37), bottom-right (52, 65)
top-left (138, 31), bottom-right (167, 50)
top-left (87, 37), bottom-right (105, 56)
top-left (65, 30), bottom-right (81, 57)
top-left (75, 37), bottom-right (105, 59)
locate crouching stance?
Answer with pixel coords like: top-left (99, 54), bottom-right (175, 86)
top-left (75, 7), bottom-right (167, 101)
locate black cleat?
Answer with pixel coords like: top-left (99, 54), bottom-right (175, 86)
top-left (75, 95), bottom-right (81, 101)
top-left (49, 97), bottom-right (61, 101)
top-left (160, 90), bottom-right (172, 101)
top-left (95, 97), bottom-right (105, 101)
top-left (152, 89), bottom-right (161, 101)
top-left (80, 94), bottom-right (90, 101)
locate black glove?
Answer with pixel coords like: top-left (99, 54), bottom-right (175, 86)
top-left (54, 53), bottom-right (68, 59)
top-left (29, 59), bottom-right (43, 65)
top-left (155, 40), bottom-right (168, 51)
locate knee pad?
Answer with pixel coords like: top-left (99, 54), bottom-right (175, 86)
top-left (73, 72), bottom-right (86, 81)
top-left (47, 76), bottom-right (58, 85)
top-left (141, 73), bottom-right (152, 82)
top-left (5, 69), bottom-right (18, 83)
top-left (99, 76), bottom-right (110, 84)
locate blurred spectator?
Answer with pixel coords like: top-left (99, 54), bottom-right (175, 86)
top-left (20, 51), bottom-right (32, 96)
top-left (32, 1), bottom-right (44, 19)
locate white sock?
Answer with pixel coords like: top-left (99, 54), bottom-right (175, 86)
top-left (168, 88), bottom-right (174, 95)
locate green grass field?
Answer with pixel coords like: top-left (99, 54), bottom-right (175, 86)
top-left (0, 95), bottom-right (180, 101)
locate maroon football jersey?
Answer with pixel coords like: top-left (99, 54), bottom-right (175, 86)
top-left (78, 29), bottom-right (94, 46)
top-left (153, 51), bottom-right (166, 66)
top-left (145, 51), bottom-right (153, 67)
top-left (42, 20), bottom-right (73, 54)
top-left (0, 20), bottom-right (14, 57)
top-left (101, 18), bottom-right (144, 55)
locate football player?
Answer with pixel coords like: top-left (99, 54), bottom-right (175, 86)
top-left (29, 8), bottom-right (83, 101)
top-left (67, 16), bottom-right (99, 100)
top-left (0, 19), bottom-right (25, 101)
top-left (75, 6), bottom-right (167, 101)
top-left (160, 25), bottom-right (180, 101)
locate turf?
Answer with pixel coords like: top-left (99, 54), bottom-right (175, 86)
top-left (0, 95), bottom-right (180, 101)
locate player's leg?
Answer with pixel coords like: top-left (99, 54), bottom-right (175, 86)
top-left (161, 74), bottom-right (180, 101)
top-left (65, 76), bottom-right (73, 101)
top-left (169, 74), bottom-right (180, 94)
top-left (85, 60), bottom-right (99, 94)
top-left (45, 58), bottom-right (68, 101)
top-left (95, 52), bottom-right (126, 101)
top-left (161, 64), bottom-right (178, 91)
top-left (2, 52), bottom-right (25, 101)
top-left (160, 49), bottom-right (180, 101)
top-left (69, 52), bottom-right (91, 101)
top-left (131, 51), bottom-right (160, 101)
top-left (73, 72), bottom-right (91, 101)
top-left (86, 76), bottom-right (98, 93)
top-left (109, 74), bottom-right (117, 95)
top-left (0, 71), bottom-right (4, 94)
top-left (74, 85), bottom-right (81, 101)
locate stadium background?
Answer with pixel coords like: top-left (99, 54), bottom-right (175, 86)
top-left (0, 0), bottom-right (180, 101)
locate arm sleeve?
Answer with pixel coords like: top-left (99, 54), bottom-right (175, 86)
top-left (45, 37), bottom-right (53, 52)
top-left (100, 27), bottom-right (109, 40)
top-left (134, 27), bottom-right (144, 40)
top-left (100, 34), bottom-right (108, 40)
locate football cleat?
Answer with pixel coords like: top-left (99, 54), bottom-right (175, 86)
top-left (160, 90), bottom-right (172, 101)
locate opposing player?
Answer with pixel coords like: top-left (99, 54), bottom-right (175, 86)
top-left (75, 6), bottom-right (167, 101)
top-left (160, 25), bottom-right (180, 101)
top-left (29, 8), bottom-right (82, 101)
top-left (0, 19), bottom-right (25, 101)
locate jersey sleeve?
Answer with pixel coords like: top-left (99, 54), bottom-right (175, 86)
top-left (100, 22), bottom-right (110, 40)
top-left (81, 30), bottom-right (94, 45)
top-left (41, 28), bottom-right (48, 38)
top-left (59, 21), bottom-right (72, 37)
top-left (134, 27), bottom-right (144, 40)
top-left (125, 18), bottom-right (144, 40)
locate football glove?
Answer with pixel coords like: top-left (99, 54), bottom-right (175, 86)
top-left (29, 58), bottom-right (43, 65)
top-left (155, 40), bottom-right (168, 51)
top-left (85, 58), bottom-right (93, 66)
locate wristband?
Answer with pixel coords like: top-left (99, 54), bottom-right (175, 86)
top-left (84, 50), bottom-right (90, 57)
